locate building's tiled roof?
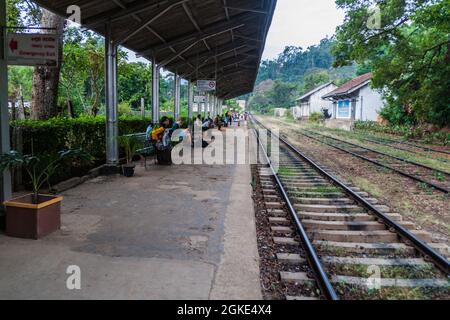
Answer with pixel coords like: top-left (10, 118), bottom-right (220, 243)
top-left (296, 82), bottom-right (335, 101)
top-left (323, 73), bottom-right (372, 99)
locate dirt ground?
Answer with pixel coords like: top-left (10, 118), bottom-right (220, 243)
top-left (255, 115), bottom-right (450, 244)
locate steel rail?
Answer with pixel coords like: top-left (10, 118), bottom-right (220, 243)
top-left (397, 141), bottom-right (450, 156)
top-left (298, 131), bottom-right (449, 194)
top-left (353, 136), bottom-right (449, 163)
top-left (361, 134), bottom-right (450, 156)
top-left (251, 115), bottom-right (450, 275)
top-left (250, 123), bottom-right (339, 301)
top-left (306, 130), bottom-right (450, 176)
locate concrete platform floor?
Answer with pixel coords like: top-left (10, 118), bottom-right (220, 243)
top-left (0, 162), bottom-right (261, 300)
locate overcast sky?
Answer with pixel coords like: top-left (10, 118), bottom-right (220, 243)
top-left (262, 0), bottom-right (345, 60)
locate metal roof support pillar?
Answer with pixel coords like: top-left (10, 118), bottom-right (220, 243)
top-left (210, 94), bottom-right (214, 117)
top-left (105, 22), bottom-right (119, 170)
top-left (174, 74), bottom-right (181, 120)
top-left (216, 97), bottom-right (219, 116)
top-left (0, 0), bottom-right (12, 215)
top-left (152, 58), bottom-right (160, 124)
top-left (188, 81), bottom-right (194, 123)
top-left (210, 94), bottom-right (214, 116)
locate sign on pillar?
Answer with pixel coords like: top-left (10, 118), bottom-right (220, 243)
top-left (197, 80), bottom-right (216, 92)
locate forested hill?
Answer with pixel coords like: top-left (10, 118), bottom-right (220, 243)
top-left (248, 37), bottom-right (357, 112)
top-left (257, 38), bottom-right (335, 84)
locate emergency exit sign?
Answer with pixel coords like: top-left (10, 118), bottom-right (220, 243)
top-left (7, 33), bottom-right (59, 67)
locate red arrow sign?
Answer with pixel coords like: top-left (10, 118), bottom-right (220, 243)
top-left (9, 39), bottom-right (18, 52)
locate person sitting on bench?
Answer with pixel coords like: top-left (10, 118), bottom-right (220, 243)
top-left (153, 117), bottom-right (172, 165)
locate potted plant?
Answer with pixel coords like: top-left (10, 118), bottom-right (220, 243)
top-left (0, 149), bottom-right (92, 239)
top-left (118, 135), bottom-right (140, 177)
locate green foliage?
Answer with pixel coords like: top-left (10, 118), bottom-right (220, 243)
top-left (118, 135), bottom-right (141, 164)
top-left (270, 81), bottom-right (297, 108)
top-left (8, 66), bottom-right (33, 101)
top-left (118, 61), bottom-right (151, 109)
top-left (0, 149), bottom-right (92, 201)
top-left (10, 116), bottom-right (152, 164)
top-left (250, 37), bottom-right (357, 112)
top-left (118, 102), bottom-right (133, 116)
top-left (333, 0), bottom-right (450, 127)
top-left (61, 28), bottom-right (108, 116)
top-left (6, 0), bottom-right (40, 27)
top-left (257, 38), bottom-right (336, 84)
top-left (224, 99), bottom-right (241, 112)
top-left (309, 112), bottom-right (325, 124)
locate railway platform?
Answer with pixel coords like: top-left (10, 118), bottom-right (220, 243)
top-left (0, 142), bottom-right (261, 299)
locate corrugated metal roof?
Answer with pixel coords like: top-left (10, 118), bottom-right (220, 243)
top-left (32, 0), bottom-right (277, 99)
top-left (323, 73), bottom-right (372, 99)
top-left (297, 82), bottom-right (335, 101)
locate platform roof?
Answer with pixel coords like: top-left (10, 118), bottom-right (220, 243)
top-left (33, 0), bottom-right (277, 99)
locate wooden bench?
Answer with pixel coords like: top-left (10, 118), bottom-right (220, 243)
top-left (125, 133), bottom-right (156, 169)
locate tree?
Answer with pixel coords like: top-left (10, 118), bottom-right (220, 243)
top-left (270, 81), bottom-right (297, 108)
top-left (31, 8), bottom-right (66, 120)
top-left (332, 0), bottom-right (450, 126)
top-left (301, 69), bottom-right (331, 93)
top-left (118, 61), bottom-right (151, 110)
top-left (8, 66), bottom-right (32, 119)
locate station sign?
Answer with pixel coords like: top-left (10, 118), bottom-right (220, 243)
top-left (197, 80), bottom-right (216, 92)
top-left (7, 33), bottom-right (59, 67)
top-left (194, 95), bottom-right (207, 103)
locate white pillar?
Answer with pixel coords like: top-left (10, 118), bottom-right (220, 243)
top-left (152, 58), bottom-right (160, 124)
top-left (105, 23), bottom-right (119, 168)
top-left (0, 0), bottom-right (12, 208)
top-left (174, 74), bottom-right (181, 120)
top-left (188, 81), bottom-right (194, 122)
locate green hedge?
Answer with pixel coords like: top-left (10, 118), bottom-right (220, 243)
top-left (10, 116), bottom-right (152, 162)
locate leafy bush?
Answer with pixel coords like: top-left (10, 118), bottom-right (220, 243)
top-left (309, 112), bottom-right (325, 123)
top-left (118, 102), bottom-right (133, 116)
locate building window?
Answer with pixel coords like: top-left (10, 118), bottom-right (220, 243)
top-left (337, 100), bottom-right (351, 118)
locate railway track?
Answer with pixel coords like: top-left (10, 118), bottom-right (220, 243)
top-left (357, 133), bottom-right (450, 156)
top-left (250, 116), bottom-right (450, 300)
top-left (298, 129), bottom-right (450, 194)
top-left (331, 133), bottom-right (450, 163)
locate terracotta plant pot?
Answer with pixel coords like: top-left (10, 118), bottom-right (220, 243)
top-left (3, 194), bottom-right (62, 240)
